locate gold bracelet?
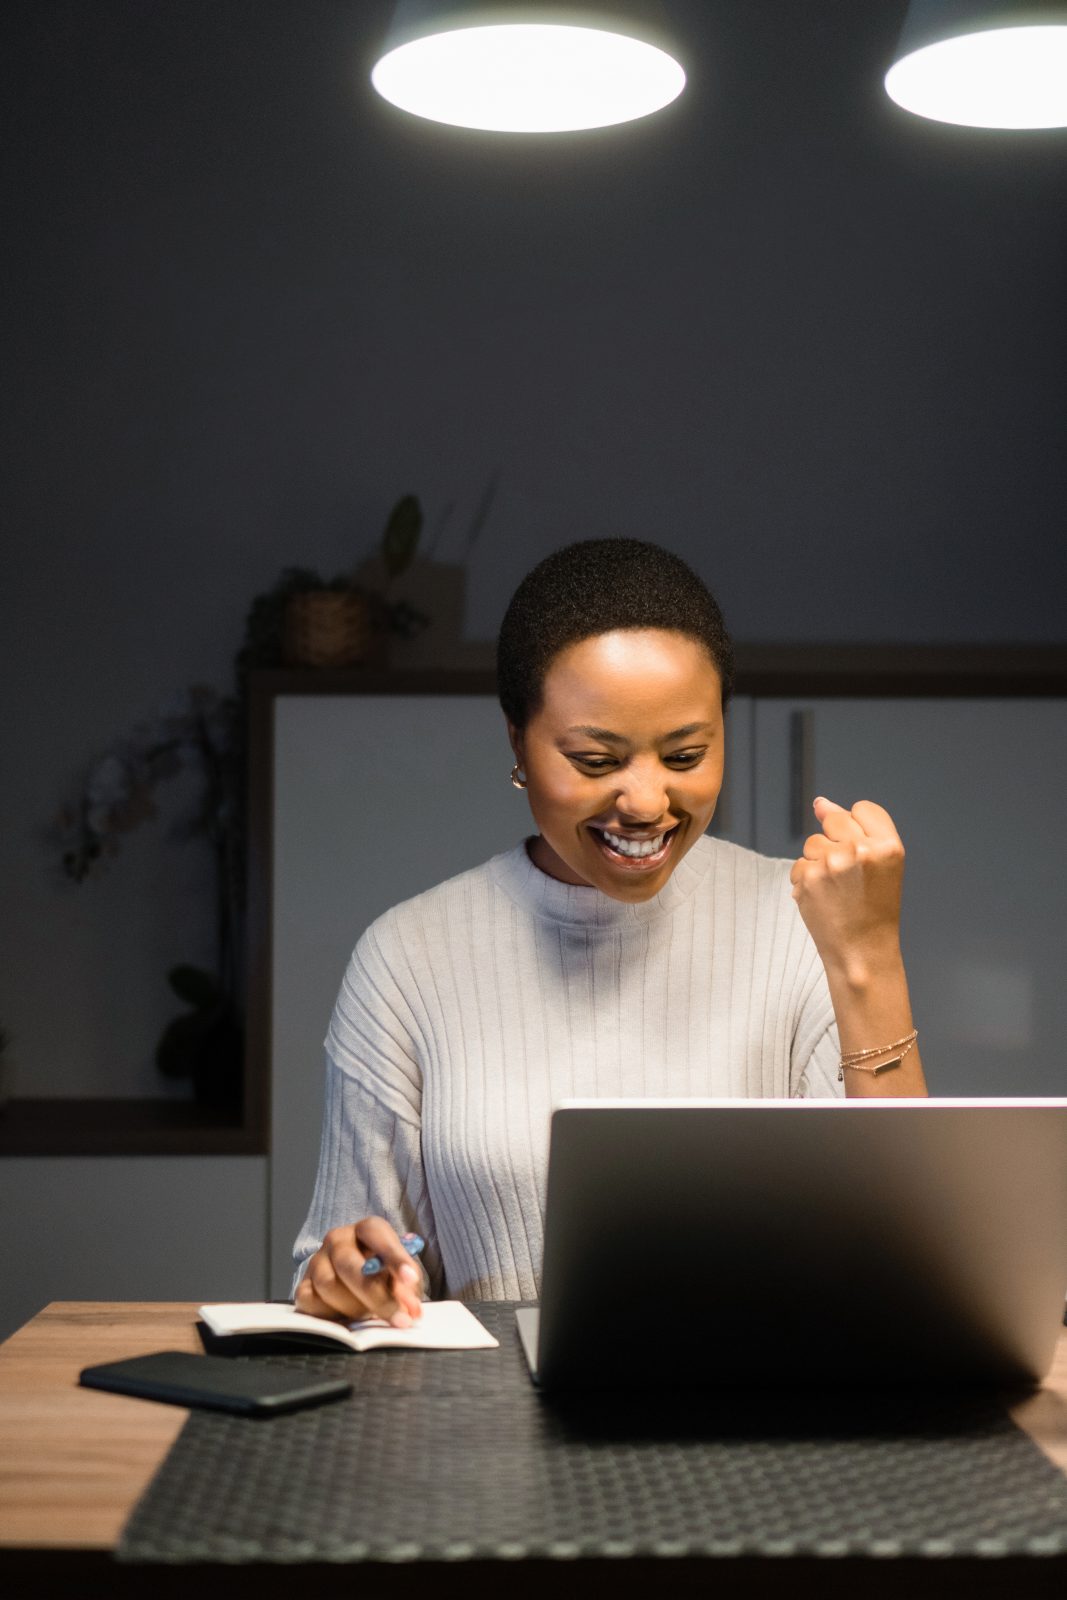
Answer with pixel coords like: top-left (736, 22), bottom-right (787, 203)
top-left (838, 1029), bottom-right (917, 1083)
top-left (840, 1028), bottom-right (917, 1065)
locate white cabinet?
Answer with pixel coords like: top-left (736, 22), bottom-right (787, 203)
top-left (269, 693), bottom-right (520, 1296)
top-left (268, 690), bottom-right (762, 1294)
top-left (0, 1156), bottom-right (267, 1343)
top-left (710, 695), bottom-right (755, 848)
top-left (751, 699), bottom-right (1067, 1096)
top-left (265, 689), bottom-right (1067, 1296)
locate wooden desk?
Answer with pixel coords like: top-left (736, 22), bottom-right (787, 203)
top-left (2, 1302), bottom-right (1067, 1599)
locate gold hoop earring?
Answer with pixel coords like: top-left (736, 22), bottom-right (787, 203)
top-left (510, 764), bottom-right (527, 790)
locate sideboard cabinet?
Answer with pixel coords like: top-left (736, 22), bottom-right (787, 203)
top-left (263, 678), bottom-right (1066, 1294)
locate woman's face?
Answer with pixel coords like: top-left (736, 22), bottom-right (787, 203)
top-left (508, 628), bottom-right (725, 901)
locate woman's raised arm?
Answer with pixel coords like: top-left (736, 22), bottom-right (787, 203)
top-left (790, 796), bottom-right (928, 1098)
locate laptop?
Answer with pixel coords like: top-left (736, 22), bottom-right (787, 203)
top-left (516, 1098), bottom-right (1067, 1392)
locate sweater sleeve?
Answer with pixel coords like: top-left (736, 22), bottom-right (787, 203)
top-left (290, 923), bottom-right (444, 1299)
top-left (789, 933), bottom-right (844, 1100)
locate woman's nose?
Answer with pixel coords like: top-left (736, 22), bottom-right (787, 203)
top-left (615, 766), bottom-right (669, 822)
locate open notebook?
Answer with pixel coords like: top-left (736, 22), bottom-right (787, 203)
top-left (200, 1300), bottom-right (499, 1353)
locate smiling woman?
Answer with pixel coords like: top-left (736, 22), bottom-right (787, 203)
top-left (496, 539), bottom-right (732, 899)
top-left (507, 628), bottom-right (724, 894)
top-left (291, 538), bottom-right (926, 1325)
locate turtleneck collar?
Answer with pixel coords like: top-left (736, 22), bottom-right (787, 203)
top-left (488, 833), bottom-right (714, 929)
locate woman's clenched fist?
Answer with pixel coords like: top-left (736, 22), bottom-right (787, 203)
top-left (790, 796), bottom-right (906, 982)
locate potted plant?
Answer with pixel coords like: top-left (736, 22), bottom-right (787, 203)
top-left (279, 495), bottom-right (424, 668)
top-left (52, 492), bottom-right (434, 1112)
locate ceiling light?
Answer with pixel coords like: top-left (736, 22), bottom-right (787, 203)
top-left (886, 1), bottom-right (1067, 128)
top-left (370, 2), bottom-right (686, 133)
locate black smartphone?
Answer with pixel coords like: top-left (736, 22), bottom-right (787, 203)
top-left (78, 1350), bottom-right (352, 1417)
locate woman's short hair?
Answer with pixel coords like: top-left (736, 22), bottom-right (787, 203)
top-left (497, 537), bottom-right (734, 729)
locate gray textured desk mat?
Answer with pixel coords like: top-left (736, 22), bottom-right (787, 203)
top-left (118, 1303), bottom-right (1067, 1564)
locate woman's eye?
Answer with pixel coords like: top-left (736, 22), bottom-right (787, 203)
top-left (571, 749), bottom-right (707, 774)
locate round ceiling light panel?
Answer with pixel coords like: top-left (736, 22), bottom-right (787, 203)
top-left (371, 22), bottom-right (686, 132)
top-left (885, 24), bottom-right (1067, 128)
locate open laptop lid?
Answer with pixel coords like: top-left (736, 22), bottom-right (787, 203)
top-left (528, 1098), bottom-right (1067, 1392)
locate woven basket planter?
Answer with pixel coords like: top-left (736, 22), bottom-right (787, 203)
top-left (283, 589), bottom-right (378, 668)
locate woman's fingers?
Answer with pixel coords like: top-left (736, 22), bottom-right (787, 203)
top-left (812, 795), bottom-right (865, 843)
top-left (294, 1282), bottom-right (338, 1319)
top-left (796, 796), bottom-right (903, 886)
top-left (353, 1217), bottom-right (424, 1323)
top-left (817, 795), bottom-right (903, 850)
top-left (790, 796), bottom-right (906, 967)
top-left (295, 1219), bottom-right (424, 1326)
top-left (294, 1251), bottom-right (362, 1322)
top-left (848, 798), bottom-right (901, 843)
top-left (804, 798), bottom-right (904, 876)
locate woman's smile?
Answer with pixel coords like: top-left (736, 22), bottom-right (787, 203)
top-left (587, 821), bottom-right (682, 871)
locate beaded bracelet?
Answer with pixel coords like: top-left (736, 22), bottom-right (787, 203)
top-left (837, 1028), bottom-right (918, 1083)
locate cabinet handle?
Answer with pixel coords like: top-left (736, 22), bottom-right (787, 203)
top-left (789, 710), bottom-right (815, 839)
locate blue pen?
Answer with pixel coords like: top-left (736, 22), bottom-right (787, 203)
top-left (362, 1232), bottom-right (425, 1277)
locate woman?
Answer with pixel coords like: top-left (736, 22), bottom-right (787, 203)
top-left (293, 538), bottom-right (926, 1327)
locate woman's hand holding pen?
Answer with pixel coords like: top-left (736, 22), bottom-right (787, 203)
top-left (294, 1219), bottom-right (425, 1328)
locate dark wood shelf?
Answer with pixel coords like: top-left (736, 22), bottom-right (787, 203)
top-left (253, 644), bottom-right (1067, 701)
top-left (0, 1098), bottom-right (265, 1157)
top-left (731, 643), bottom-right (1067, 697)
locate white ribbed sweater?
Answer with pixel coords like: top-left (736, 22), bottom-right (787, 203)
top-left (292, 834), bottom-right (842, 1302)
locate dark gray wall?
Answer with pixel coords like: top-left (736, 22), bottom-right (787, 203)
top-left (3, 1), bottom-right (1065, 1098)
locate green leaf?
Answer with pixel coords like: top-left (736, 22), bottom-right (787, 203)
top-left (381, 495), bottom-right (422, 578)
top-left (155, 1013), bottom-right (204, 1077)
top-left (167, 964), bottom-right (221, 1009)
top-left (155, 1003), bottom-right (235, 1079)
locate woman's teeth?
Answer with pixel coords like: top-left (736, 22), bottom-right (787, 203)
top-left (599, 829), bottom-right (668, 858)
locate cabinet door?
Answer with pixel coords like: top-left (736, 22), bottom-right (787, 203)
top-left (270, 693), bottom-right (521, 1297)
top-left (0, 1156), bottom-right (267, 1343)
top-left (753, 700), bottom-right (1067, 1097)
top-left (710, 695), bottom-right (754, 848)
top-left (269, 691), bottom-right (755, 1296)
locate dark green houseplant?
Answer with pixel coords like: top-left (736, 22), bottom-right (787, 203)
top-left (54, 495), bottom-right (425, 1114)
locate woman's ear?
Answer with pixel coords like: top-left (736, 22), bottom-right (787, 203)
top-left (506, 720), bottom-right (524, 767)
